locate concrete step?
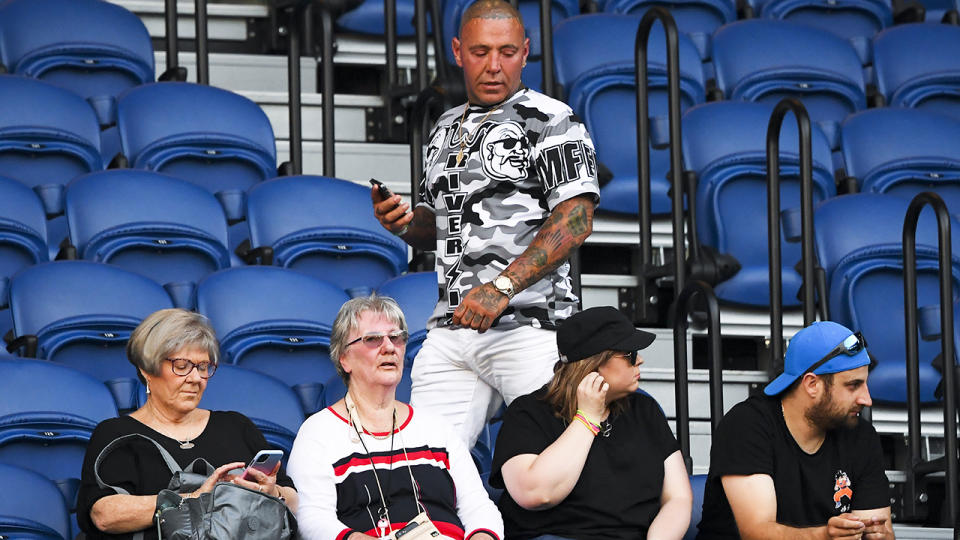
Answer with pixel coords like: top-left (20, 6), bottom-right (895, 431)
top-left (154, 52), bottom-right (318, 93)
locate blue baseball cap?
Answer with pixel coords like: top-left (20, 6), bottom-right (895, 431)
top-left (764, 321), bottom-right (871, 396)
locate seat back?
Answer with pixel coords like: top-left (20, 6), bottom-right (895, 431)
top-left (753, 0), bottom-right (890, 61)
top-left (713, 19), bottom-right (866, 142)
top-left (65, 169), bottom-right (230, 289)
top-left (7, 261), bottom-right (173, 407)
top-left (246, 176), bottom-right (408, 294)
top-left (199, 365), bottom-right (305, 454)
top-left (376, 272), bottom-right (440, 362)
top-left (0, 0), bottom-right (153, 127)
top-left (0, 175), bottom-right (48, 281)
top-left (117, 82), bottom-right (276, 194)
top-left (840, 108), bottom-right (960, 209)
top-left (683, 474), bottom-right (708, 540)
top-left (337, 0), bottom-right (423, 36)
top-left (0, 462), bottom-right (71, 540)
top-left (601, 0), bottom-right (737, 59)
top-left (681, 101), bottom-right (836, 306)
top-left (813, 193), bottom-right (960, 403)
top-left (195, 267), bottom-right (350, 389)
top-left (554, 14), bottom-right (705, 215)
top-left (0, 357), bottom-right (117, 528)
top-left (0, 75), bottom-right (102, 189)
top-left (873, 23), bottom-right (960, 121)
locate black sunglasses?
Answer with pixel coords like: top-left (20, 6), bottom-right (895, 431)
top-left (803, 331), bottom-right (868, 375)
top-left (612, 350), bottom-right (640, 366)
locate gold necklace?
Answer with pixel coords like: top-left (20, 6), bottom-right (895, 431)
top-left (456, 104), bottom-right (496, 165)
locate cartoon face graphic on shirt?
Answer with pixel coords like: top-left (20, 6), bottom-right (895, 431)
top-left (833, 470), bottom-right (853, 512)
top-left (481, 121), bottom-right (529, 181)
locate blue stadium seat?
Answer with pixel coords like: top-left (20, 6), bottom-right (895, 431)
top-left (599, 0), bottom-right (736, 59)
top-left (0, 75), bottom-right (103, 257)
top-left (198, 365), bottom-right (305, 455)
top-left (195, 267), bottom-right (351, 412)
top-left (813, 193), bottom-right (960, 403)
top-left (553, 14), bottom-right (706, 215)
top-left (919, 0), bottom-right (960, 21)
top-left (750, 0), bottom-right (891, 63)
top-left (682, 101), bottom-right (836, 307)
top-left (244, 176), bottom-right (408, 295)
top-left (840, 108), bottom-right (960, 209)
top-left (0, 0), bottom-right (154, 128)
top-left (0, 357), bottom-right (117, 536)
top-left (684, 474), bottom-right (707, 540)
top-left (5, 261), bottom-right (173, 410)
top-left (0, 175), bottom-right (49, 282)
top-left (873, 23), bottom-right (960, 121)
top-left (712, 19), bottom-right (867, 146)
top-left (116, 82), bottom-right (276, 194)
top-left (0, 462), bottom-right (71, 540)
top-left (64, 169), bottom-right (231, 293)
top-left (338, 0), bottom-right (427, 36)
top-left (375, 272), bottom-right (439, 362)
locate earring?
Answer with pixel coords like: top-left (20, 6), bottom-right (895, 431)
top-left (145, 383), bottom-right (151, 395)
top-left (522, 61), bottom-right (527, 68)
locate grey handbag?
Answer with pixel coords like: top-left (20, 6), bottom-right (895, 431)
top-left (94, 433), bottom-right (297, 540)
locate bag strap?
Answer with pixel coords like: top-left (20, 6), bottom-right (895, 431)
top-left (93, 433), bottom-right (184, 494)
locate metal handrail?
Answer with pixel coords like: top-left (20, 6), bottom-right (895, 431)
top-left (539, 0), bottom-right (555, 97)
top-left (164, 0), bottom-right (178, 74)
top-left (673, 280), bottom-right (724, 474)
top-left (902, 191), bottom-right (958, 529)
top-left (765, 98), bottom-right (816, 373)
top-left (195, 0), bottom-right (209, 85)
top-left (287, 8), bottom-right (303, 174)
top-left (635, 8), bottom-right (684, 322)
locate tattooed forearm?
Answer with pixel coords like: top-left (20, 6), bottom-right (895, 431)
top-left (503, 196), bottom-right (595, 291)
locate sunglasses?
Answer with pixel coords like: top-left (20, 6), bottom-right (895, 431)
top-left (612, 350), bottom-right (640, 366)
top-left (345, 330), bottom-right (409, 349)
top-left (492, 136), bottom-right (522, 150)
top-left (165, 357), bottom-right (217, 378)
top-left (803, 332), bottom-right (868, 375)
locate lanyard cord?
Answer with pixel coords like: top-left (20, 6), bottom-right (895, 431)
top-left (348, 395), bottom-right (396, 536)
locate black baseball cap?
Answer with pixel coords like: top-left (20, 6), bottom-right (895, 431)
top-left (557, 306), bottom-right (656, 363)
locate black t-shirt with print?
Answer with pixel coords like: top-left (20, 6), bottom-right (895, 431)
top-left (696, 395), bottom-right (890, 539)
top-left (490, 387), bottom-right (679, 540)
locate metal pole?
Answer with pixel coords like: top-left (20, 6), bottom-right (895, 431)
top-left (320, 7), bottom-right (335, 176)
top-left (539, 0), bottom-right (555, 97)
top-left (287, 6), bottom-right (303, 175)
top-left (194, 0), bottom-right (209, 85)
top-left (635, 8), bottom-right (682, 323)
top-left (765, 98), bottom-right (815, 373)
top-left (414, 0), bottom-right (429, 91)
top-left (165, 0), bottom-right (179, 72)
top-left (903, 192), bottom-right (958, 529)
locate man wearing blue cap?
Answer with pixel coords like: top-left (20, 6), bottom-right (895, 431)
top-left (696, 321), bottom-right (894, 539)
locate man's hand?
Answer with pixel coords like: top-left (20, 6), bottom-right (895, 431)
top-left (852, 510), bottom-right (894, 540)
top-left (826, 513), bottom-right (866, 539)
top-left (452, 281), bottom-right (509, 332)
top-left (371, 187), bottom-right (413, 235)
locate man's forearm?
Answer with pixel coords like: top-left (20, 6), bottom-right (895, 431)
top-left (501, 195), bottom-right (594, 292)
top-left (399, 206), bottom-right (437, 251)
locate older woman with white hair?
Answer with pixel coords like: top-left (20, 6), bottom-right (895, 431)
top-left (77, 308), bottom-right (298, 539)
top-left (288, 295), bottom-right (503, 540)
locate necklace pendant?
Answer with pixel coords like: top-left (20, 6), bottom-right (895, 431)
top-left (179, 441), bottom-right (195, 449)
top-left (456, 148), bottom-right (464, 165)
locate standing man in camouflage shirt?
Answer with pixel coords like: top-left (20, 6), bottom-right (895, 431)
top-left (372, 0), bottom-right (600, 447)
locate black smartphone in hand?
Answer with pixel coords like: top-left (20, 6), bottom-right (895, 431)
top-left (370, 178), bottom-right (393, 199)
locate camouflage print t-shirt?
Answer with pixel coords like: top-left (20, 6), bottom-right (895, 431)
top-left (418, 88), bottom-right (600, 330)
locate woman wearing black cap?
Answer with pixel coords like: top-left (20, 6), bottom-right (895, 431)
top-left (489, 306), bottom-right (692, 540)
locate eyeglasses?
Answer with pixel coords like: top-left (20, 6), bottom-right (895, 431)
top-left (165, 357), bottom-right (217, 378)
top-left (613, 351), bottom-right (640, 366)
top-left (345, 330), bottom-right (409, 349)
top-left (803, 332), bottom-right (867, 375)
top-left (493, 136), bottom-right (522, 150)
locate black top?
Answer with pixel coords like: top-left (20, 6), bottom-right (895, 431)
top-left (78, 411), bottom-right (295, 540)
top-left (490, 387), bottom-right (680, 540)
top-left (696, 395), bottom-right (890, 539)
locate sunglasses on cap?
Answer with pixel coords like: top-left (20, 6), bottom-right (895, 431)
top-left (803, 331), bottom-right (868, 375)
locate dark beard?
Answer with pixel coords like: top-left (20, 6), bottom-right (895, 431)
top-left (806, 392), bottom-right (860, 431)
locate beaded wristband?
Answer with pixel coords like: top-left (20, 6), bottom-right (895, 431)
top-left (574, 410), bottom-right (601, 436)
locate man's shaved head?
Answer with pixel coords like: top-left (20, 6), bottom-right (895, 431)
top-left (459, 0), bottom-right (525, 37)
